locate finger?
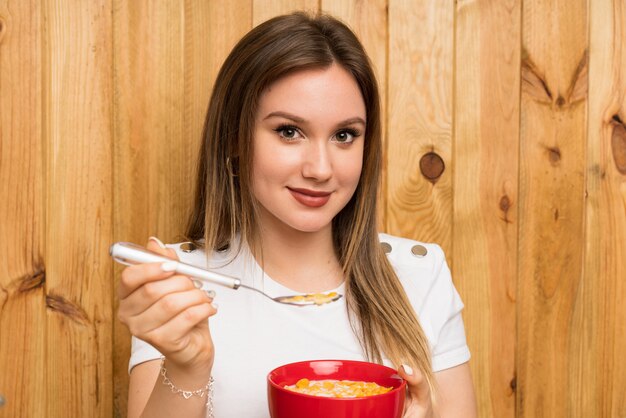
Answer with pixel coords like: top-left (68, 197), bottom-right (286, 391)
top-left (125, 288), bottom-right (214, 336)
top-left (118, 275), bottom-right (201, 319)
top-left (118, 237), bottom-right (180, 298)
top-left (398, 364), bottom-right (430, 401)
top-left (118, 261), bottom-right (182, 299)
top-left (147, 236), bottom-right (179, 260)
top-left (145, 301), bottom-right (218, 352)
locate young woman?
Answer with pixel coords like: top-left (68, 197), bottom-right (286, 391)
top-left (118, 12), bottom-right (476, 418)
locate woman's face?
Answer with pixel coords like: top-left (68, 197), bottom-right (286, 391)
top-left (252, 64), bottom-right (366, 235)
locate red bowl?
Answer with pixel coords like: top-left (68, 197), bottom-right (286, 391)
top-left (267, 360), bottom-right (406, 418)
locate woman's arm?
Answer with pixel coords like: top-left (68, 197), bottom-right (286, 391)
top-left (119, 239), bottom-right (217, 418)
top-left (127, 361), bottom-right (160, 418)
top-left (434, 363), bottom-right (477, 418)
top-left (398, 361), bottom-right (476, 418)
top-left (128, 359), bottom-right (212, 418)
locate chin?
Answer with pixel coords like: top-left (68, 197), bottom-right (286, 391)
top-left (260, 203), bottom-right (341, 234)
top-left (283, 216), bottom-right (335, 234)
top-left (287, 223), bottom-right (331, 234)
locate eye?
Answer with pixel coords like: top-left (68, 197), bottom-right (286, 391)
top-left (274, 125), bottom-right (302, 141)
top-left (333, 129), bottom-right (361, 144)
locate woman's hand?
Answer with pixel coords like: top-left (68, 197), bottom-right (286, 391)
top-left (398, 364), bottom-right (434, 418)
top-left (117, 238), bottom-right (217, 372)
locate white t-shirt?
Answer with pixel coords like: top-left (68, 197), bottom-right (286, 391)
top-left (129, 233), bottom-right (470, 417)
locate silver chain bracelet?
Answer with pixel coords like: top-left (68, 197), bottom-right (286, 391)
top-left (159, 356), bottom-right (215, 416)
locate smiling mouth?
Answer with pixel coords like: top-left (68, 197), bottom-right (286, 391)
top-left (288, 188), bottom-right (332, 207)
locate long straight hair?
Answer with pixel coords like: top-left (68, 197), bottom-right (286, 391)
top-left (186, 12), bottom-right (436, 397)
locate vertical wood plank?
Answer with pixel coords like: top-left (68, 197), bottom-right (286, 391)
top-left (204, 1), bottom-right (253, 102)
top-left (0, 1), bottom-right (46, 417)
top-left (574, 0), bottom-right (626, 416)
top-left (518, 0), bottom-right (588, 416)
top-left (387, 0), bottom-right (454, 254)
top-left (322, 0), bottom-right (387, 229)
top-left (45, 0), bottom-right (114, 416)
top-left (252, 0), bottom-right (319, 26)
top-left (112, 0), bottom-right (251, 414)
top-left (182, 0), bottom-right (216, 186)
top-left (113, 0), bottom-right (185, 247)
top-left (454, 1), bottom-right (520, 417)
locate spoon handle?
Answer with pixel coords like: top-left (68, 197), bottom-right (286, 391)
top-left (109, 242), bottom-right (241, 289)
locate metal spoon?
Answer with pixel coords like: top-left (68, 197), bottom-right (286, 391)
top-left (110, 242), bottom-right (342, 307)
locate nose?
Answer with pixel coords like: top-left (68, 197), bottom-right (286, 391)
top-left (302, 140), bottom-right (332, 182)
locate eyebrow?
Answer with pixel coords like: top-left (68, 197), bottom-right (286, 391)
top-left (263, 111), bottom-right (366, 126)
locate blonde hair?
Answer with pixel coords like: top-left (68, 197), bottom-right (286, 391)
top-left (186, 12), bottom-right (436, 398)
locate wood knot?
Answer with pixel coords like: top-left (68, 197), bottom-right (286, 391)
top-left (46, 294), bottom-right (89, 325)
top-left (499, 195), bottom-right (511, 212)
top-left (510, 377), bottom-right (517, 392)
top-left (499, 195), bottom-right (513, 224)
top-left (419, 152), bottom-right (445, 184)
top-left (0, 17), bottom-right (5, 44)
top-left (548, 146), bottom-right (561, 165)
top-left (522, 52), bottom-right (552, 104)
top-left (522, 49), bottom-right (587, 107)
top-left (611, 114), bottom-right (626, 174)
top-left (19, 269), bottom-right (46, 292)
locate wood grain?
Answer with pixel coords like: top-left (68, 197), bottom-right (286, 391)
top-left (205, 1), bottom-right (253, 101)
top-left (518, 0), bottom-right (588, 416)
top-left (386, 0), bottom-right (454, 254)
top-left (574, 0), bottom-right (626, 416)
top-left (0, 1), bottom-right (46, 416)
top-left (113, 0), bottom-right (186, 247)
top-left (453, 1), bottom-right (520, 417)
top-left (252, 0), bottom-right (318, 26)
top-left (44, 0), bottom-right (114, 416)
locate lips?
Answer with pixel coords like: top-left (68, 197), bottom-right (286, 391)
top-left (288, 187), bottom-right (332, 208)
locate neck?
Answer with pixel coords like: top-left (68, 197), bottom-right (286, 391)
top-left (251, 218), bottom-right (344, 293)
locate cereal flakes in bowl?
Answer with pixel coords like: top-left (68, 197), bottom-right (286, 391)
top-left (267, 359), bottom-right (406, 418)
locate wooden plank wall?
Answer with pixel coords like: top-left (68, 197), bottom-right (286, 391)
top-left (0, 1), bottom-right (624, 417)
top-left (454, 1), bottom-right (519, 416)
